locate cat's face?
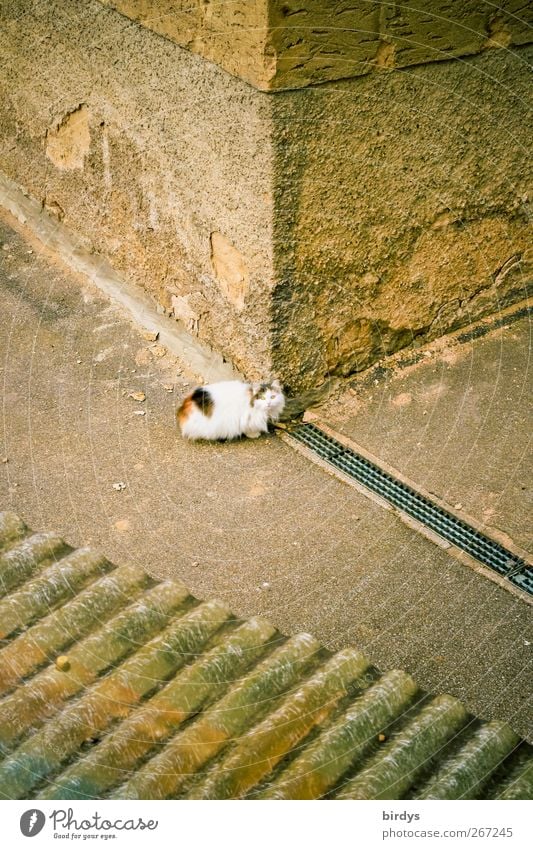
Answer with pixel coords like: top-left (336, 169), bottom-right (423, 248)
top-left (251, 380), bottom-right (285, 416)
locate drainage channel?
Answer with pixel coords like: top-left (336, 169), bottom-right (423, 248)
top-left (288, 422), bottom-right (533, 597)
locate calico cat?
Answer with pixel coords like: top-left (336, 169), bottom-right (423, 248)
top-left (177, 380), bottom-right (285, 441)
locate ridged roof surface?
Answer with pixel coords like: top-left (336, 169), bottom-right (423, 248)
top-left (0, 511), bottom-right (531, 800)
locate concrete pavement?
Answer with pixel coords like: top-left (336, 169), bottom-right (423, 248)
top-left (1, 211), bottom-right (531, 740)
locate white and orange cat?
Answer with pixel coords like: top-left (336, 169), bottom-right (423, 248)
top-left (177, 380), bottom-right (285, 441)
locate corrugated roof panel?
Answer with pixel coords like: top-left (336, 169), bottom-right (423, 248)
top-left (0, 511), bottom-right (530, 800)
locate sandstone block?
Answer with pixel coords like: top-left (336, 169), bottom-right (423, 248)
top-left (98, 0), bottom-right (533, 91)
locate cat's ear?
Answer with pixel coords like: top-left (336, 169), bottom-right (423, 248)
top-left (251, 382), bottom-right (262, 397)
top-left (271, 379), bottom-right (282, 391)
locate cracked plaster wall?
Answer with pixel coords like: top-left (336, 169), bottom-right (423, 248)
top-left (0, 0), bottom-right (275, 380)
top-left (1, 0), bottom-right (531, 390)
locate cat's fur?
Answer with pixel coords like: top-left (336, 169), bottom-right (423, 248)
top-left (177, 380), bottom-right (285, 441)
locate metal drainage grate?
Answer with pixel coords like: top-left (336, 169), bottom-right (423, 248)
top-left (289, 423), bottom-right (532, 597)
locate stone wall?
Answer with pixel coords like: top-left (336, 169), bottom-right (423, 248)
top-left (99, 0), bottom-right (273, 90)
top-left (99, 1), bottom-right (533, 90)
top-left (271, 46), bottom-right (533, 385)
top-left (0, 0), bottom-right (275, 379)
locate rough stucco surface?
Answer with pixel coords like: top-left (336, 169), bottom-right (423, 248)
top-left (271, 46), bottom-right (533, 387)
top-left (1, 0), bottom-right (532, 390)
top-left (0, 0), bottom-right (275, 379)
top-left (98, 0), bottom-right (273, 90)
top-left (97, 0), bottom-right (533, 91)
top-left (269, 0), bottom-right (533, 90)
top-left (0, 513), bottom-right (531, 800)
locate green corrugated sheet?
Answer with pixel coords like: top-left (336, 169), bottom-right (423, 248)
top-left (0, 511), bottom-right (531, 800)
